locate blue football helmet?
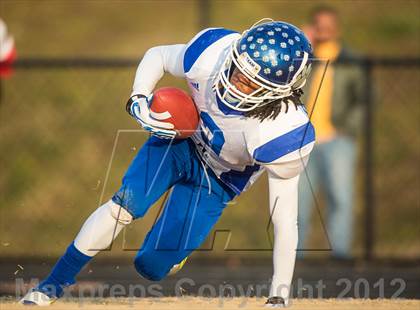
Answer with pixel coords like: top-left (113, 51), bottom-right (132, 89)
top-left (216, 19), bottom-right (313, 112)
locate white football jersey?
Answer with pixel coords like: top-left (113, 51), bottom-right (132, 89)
top-left (182, 28), bottom-right (315, 194)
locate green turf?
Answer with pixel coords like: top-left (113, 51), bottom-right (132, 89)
top-left (0, 1), bottom-right (419, 258)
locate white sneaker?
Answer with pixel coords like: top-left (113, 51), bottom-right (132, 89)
top-left (20, 289), bottom-right (56, 306)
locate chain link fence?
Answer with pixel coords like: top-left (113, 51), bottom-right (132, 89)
top-left (0, 58), bottom-right (419, 260)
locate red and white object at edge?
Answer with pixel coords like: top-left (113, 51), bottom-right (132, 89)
top-left (0, 18), bottom-right (16, 78)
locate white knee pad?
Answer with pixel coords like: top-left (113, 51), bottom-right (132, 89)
top-left (110, 202), bottom-right (133, 225)
top-left (74, 200), bottom-right (133, 257)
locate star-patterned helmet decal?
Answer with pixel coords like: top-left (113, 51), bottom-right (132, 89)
top-left (215, 20), bottom-right (313, 112)
top-left (234, 21), bottom-right (313, 86)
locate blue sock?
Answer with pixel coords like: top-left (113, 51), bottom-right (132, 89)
top-left (37, 242), bottom-right (92, 297)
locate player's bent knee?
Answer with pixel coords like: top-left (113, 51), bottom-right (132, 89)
top-left (133, 252), bottom-right (168, 281)
top-left (112, 188), bottom-right (150, 220)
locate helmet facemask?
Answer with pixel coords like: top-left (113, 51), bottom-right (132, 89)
top-left (215, 37), bottom-right (311, 112)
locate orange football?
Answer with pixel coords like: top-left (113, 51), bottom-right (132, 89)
top-left (150, 87), bottom-right (199, 139)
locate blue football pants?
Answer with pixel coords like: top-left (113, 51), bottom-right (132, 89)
top-left (112, 137), bottom-right (236, 280)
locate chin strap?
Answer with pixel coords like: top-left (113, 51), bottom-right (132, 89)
top-left (224, 92), bottom-right (240, 105)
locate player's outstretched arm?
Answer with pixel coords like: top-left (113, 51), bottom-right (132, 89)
top-left (264, 155), bottom-right (309, 307)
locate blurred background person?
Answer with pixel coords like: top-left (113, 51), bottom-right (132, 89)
top-left (0, 17), bottom-right (16, 104)
top-left (298, 6), bottom-right (366, 259)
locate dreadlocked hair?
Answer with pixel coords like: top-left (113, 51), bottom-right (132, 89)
top-left (244, 89), bottom-right (304, 121)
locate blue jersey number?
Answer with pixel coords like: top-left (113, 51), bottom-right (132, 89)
top-left (199, 112), bottom-right (225, 156)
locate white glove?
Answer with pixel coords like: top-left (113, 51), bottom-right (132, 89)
top-left (126, 94), bottom-right (177, 139)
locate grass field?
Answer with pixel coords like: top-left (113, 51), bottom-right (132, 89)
top-left (1, 298), bottom-right (420, 310)
top-left (0, 0), bottom-right (419, 259)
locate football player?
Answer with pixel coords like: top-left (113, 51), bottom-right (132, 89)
top-left (21, 19), bottom-right (314, 307)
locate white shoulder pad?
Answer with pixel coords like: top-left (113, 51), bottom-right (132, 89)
top-left (183, 28), bottom-right (240, 78)
top-left (249, 105), bottom-right (315, 165)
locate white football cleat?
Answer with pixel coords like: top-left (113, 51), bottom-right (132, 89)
top-left (20, 289), bottom-right (56, 306)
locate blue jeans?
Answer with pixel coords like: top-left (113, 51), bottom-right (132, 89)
top-left (298, 136), bottom-right (356, 258)
top-left (112, 137), bottom-right (236, 280)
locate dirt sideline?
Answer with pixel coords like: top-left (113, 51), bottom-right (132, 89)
top-left (1, 298), bottom-right (419, 310)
